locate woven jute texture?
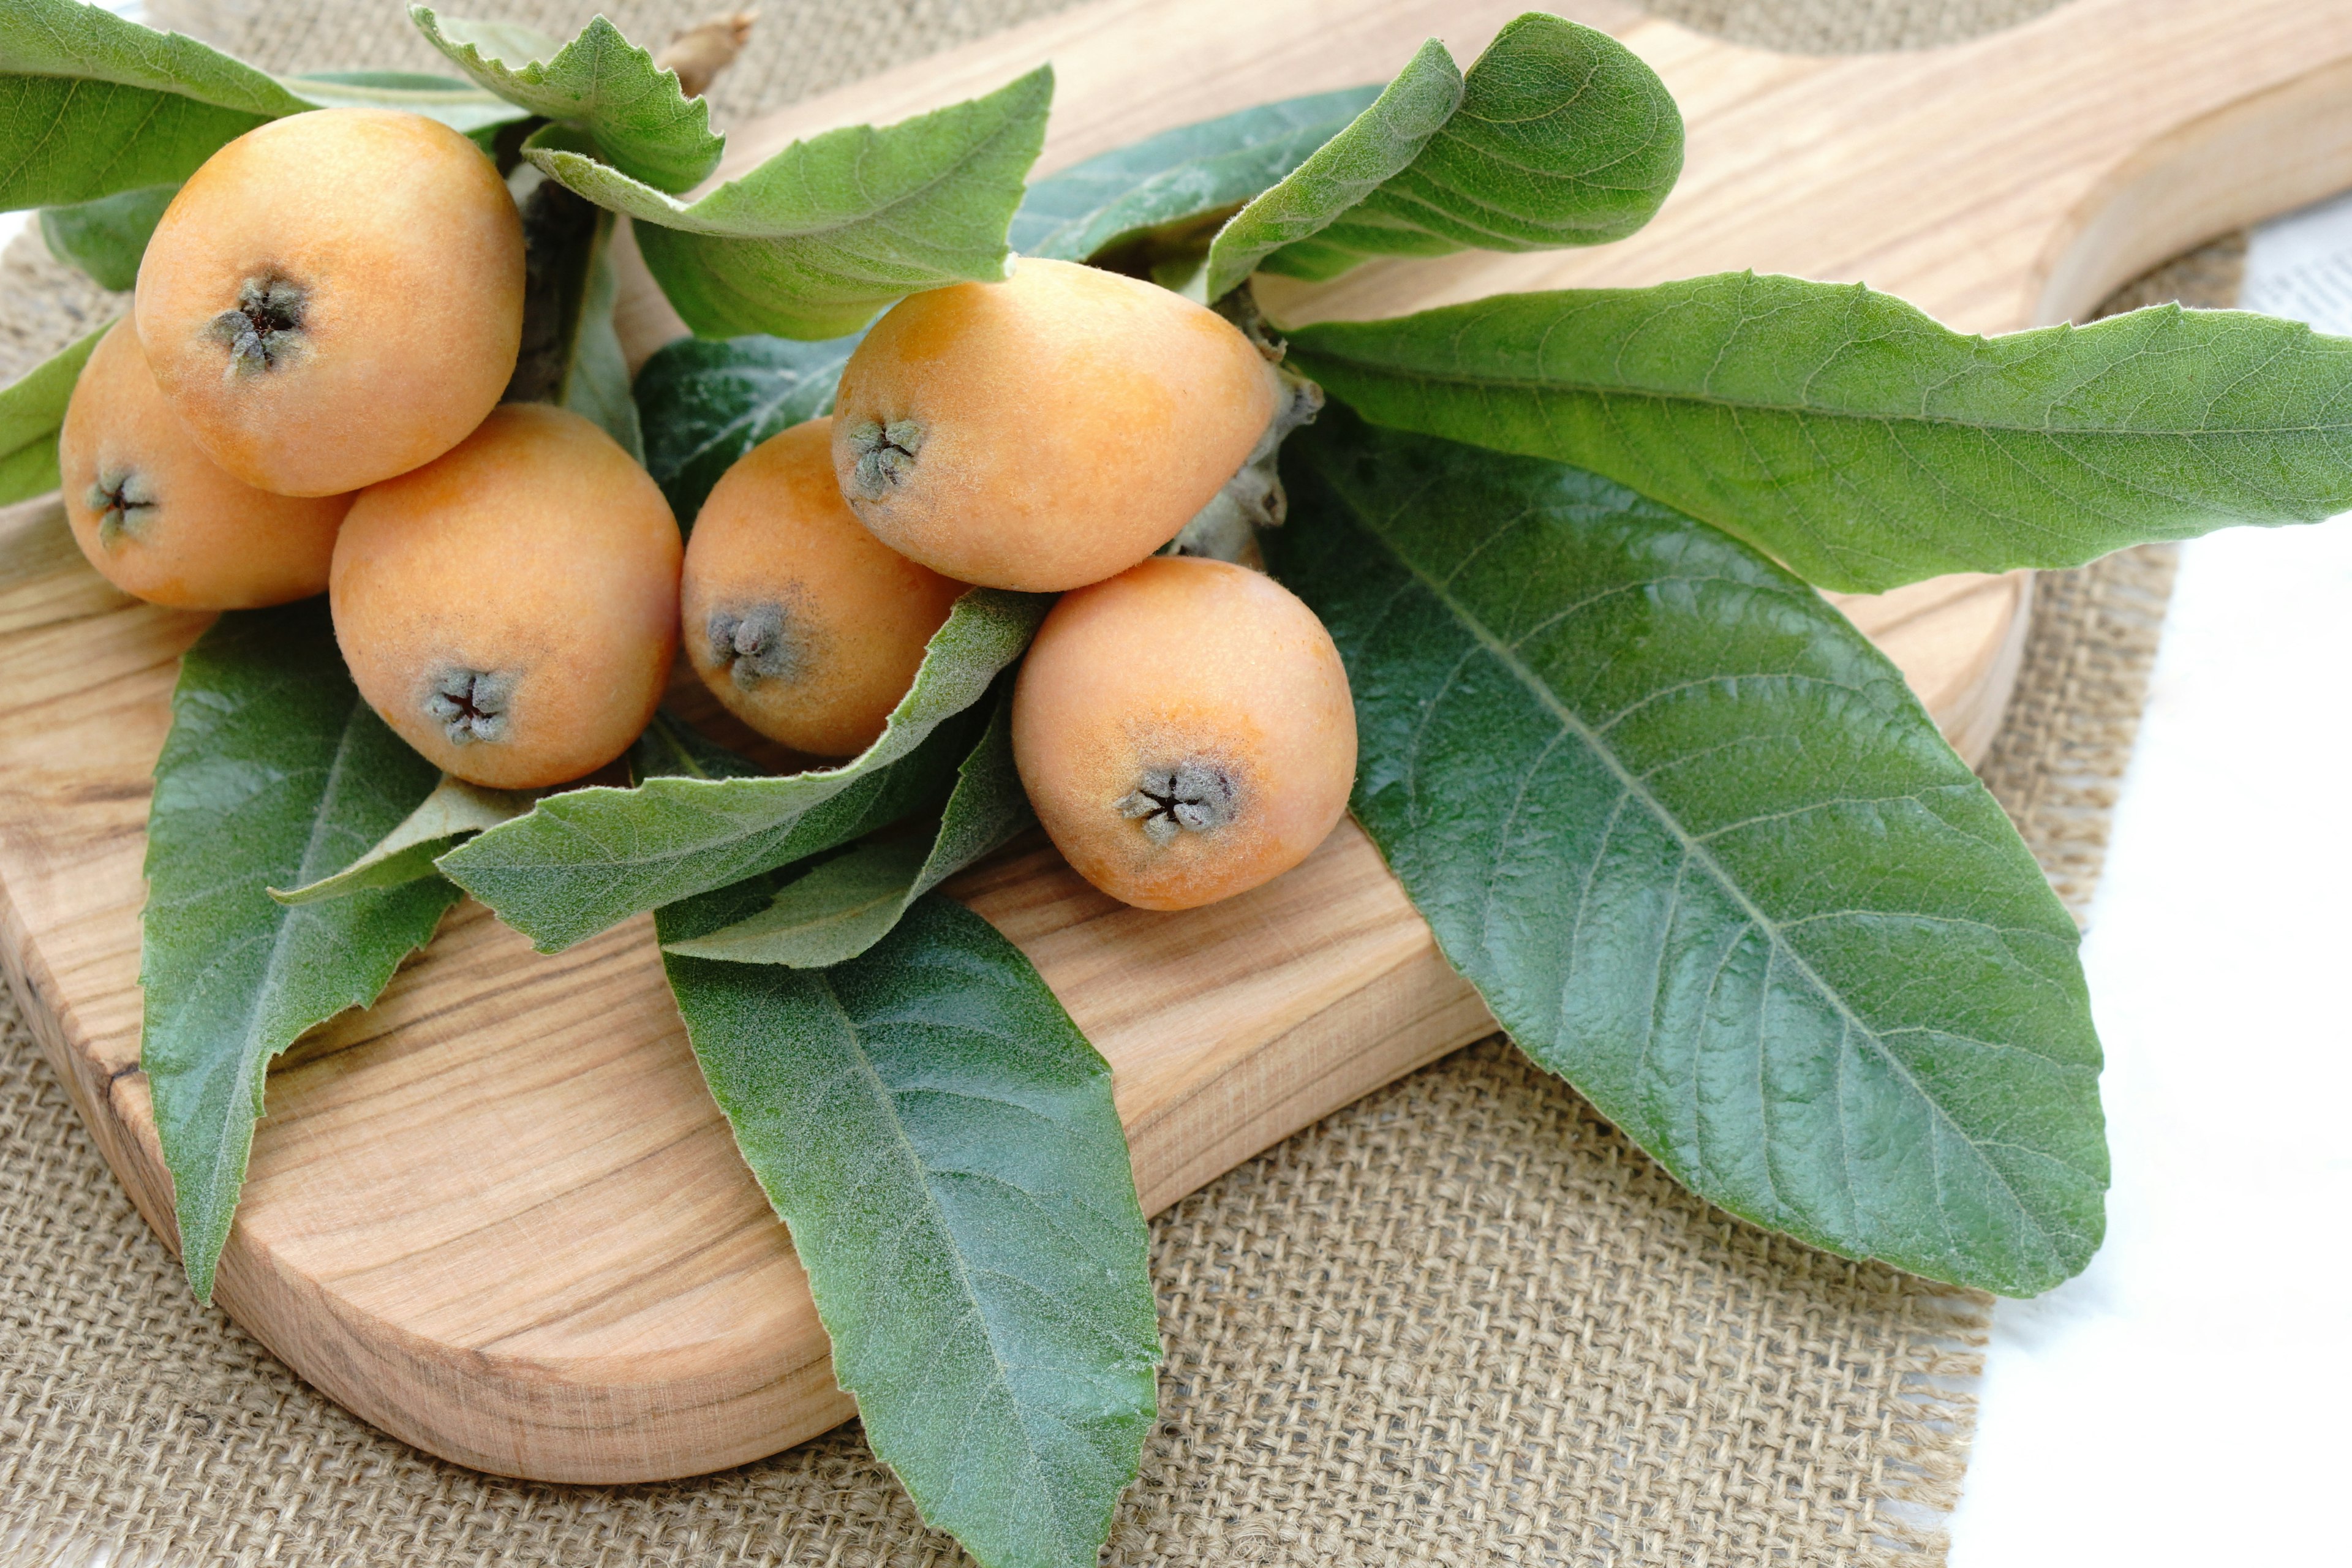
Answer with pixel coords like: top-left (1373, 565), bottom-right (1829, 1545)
top-left (1, 2), bottom-right (2216, 1564)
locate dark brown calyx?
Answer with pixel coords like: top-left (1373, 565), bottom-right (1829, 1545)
top-left (845, 418), bottom-right (925, 500)
top-left (86, 468), bottom-right (157, 545)
top-left (1115, 762), bottom-right (1238, 846)
top-left (426, 669), bottom-right (514, 746)
top-left (207, 273), bottom-right (308, 375)
top-left (706, 601), bottom-right (805, 690)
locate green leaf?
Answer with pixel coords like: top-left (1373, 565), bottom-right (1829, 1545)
top-left (1286, 273), bottom-right (2352, 594)
top-left (0, 320), bottom-right (110, 505)
top-left (528, 67), bottom-right (1053, 339)
top-left (664, 684), bottom-right (1033, 967)
top-left (1249, 12), bottom-right (1683, 287)
top-left (1268, 408), bottom-right (2106, 1295)
top-left (409, 7), bottom-right (722, 193)
top-left (1202, 40), bottom-right (1461, 300)
top-left (39, 183), bottom-right (175, 291)
top-left (142, 602), bottom-right (458, 1301)
top-left (276, 70), bottom-right (537, 142)
top-left (1008, 85), bottom-right (1379, 270)
top-left (633, 330), bottom-right (861, 527)
top-left (439, 589), bottom-right (1050, 952)
top-left (659, 891), bottom-right (1158, 1568)
top-left (0, 0), bottom-right (309, 209)
top-left (270, 775), bottom-right (533, 905)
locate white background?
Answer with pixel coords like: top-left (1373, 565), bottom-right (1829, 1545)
top-left (1947, 197), bottom-right (2352, 1564)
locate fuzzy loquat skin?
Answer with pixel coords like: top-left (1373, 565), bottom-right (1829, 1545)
top-left (135, 107), bottom-right (524, 498)
top-left (330, 404), bottom-right (680, 790)
top-left (830, 257), bottom-right (1280, 592)
top-left (684, 417), bottom-right (968, 758)
top-left (59, 319), bottom-right (349, 609)
top-left (1012, 555), bottom-right (1356, 910)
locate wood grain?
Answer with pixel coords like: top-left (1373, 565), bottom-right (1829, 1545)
top-left (6, 0), bottom-right (2344, 1484)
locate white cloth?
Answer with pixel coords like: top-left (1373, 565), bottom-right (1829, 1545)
top-left (1947, 196), bottom-right (2352, 1566)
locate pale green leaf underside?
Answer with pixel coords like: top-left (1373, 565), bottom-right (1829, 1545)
top-left (410, 6), bottom-right (722, 192)
top-left (143, 603), bottom-right (456, 1301)
top-left (1204, 40), bottom-right (1460, 300)
top-left (529, 67), bottom-right (1052, 339)
top-left (0, 319), bottom-right (108, 504)
top-left (1253, 12), bottom-right (1684, 285)
top-left (659, 891), bottom-right (1157, 1568)
top-left (276, 69), bottom-right (535, 139)
top-left (1287, 272), bottom-right (2352, 593)
top-left (562, 209), bottom-right (644, 459)
top-left (1008, 86), bottom-right (1379, 266)
top-left (440, 589), bottom-right (1050, 952)
top-left (1272, 410), bottom-right (2106, 1295)
top-left (665, 686), bottom-right (1033, 967)
top-left (633, 331), bottom-right (861, 526)
top-left (271, 775), bottom-right (533, 905)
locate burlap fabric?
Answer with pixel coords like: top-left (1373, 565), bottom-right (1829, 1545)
top-left (2, 2), bottom-right (2218, 1563)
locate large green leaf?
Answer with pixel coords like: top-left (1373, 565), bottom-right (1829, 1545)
top-left (39, 183), bottom-right (175, 292)
top-left (142, 603), bottom-right (458, 1301)
top-left (440, 589), bottom-right (1050, 952)
top-left (1269, 409), bottom-right (2106, 1295)
top-left (1237, 13), bottom-right (1682, 291)
top-left (1201, 40), bottom-right (1461, 300)
top-left (633, 330), bottom-right (862, 527)
top-left (528, 67), bottom-right (1052, 339)
top-left (665, 683), bottom-right (1033, 967)
top-left (660, 890), bottom-right (1157, 1568)
top-left (1008, 86), bottom-right (1379, 270)
top-left (0, 320), bottom-right (110, 505)
top-left (410, 7), bottom-right (723, 193)
top-left (1286, 273), bottom-right (2352, 593)
top-left (0, 0), bottom-right (307, 209)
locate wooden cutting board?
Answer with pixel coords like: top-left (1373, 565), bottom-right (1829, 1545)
top-left (4, 0), bottom-right (2346, 1487)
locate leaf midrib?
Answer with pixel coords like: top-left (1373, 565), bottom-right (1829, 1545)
top-left (189, 694), bottom-right (371, 1223)
top-left (815, 976), bottom-right (1076, 1550)
top-left (1293, 339), bottom-right (2352, 442)
top-left (1362, 510), bottom-right (2068, 1267)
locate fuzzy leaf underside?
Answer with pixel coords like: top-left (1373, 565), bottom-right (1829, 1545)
top-left (1251, 13), bottom-right (1684, 287)
top-left (562, 209), bottom-right (644, 459)
top-left (659, 891), bottom-right (1157, 1568)
top-left (271, 775), bottom-right (533, 905)
top-left (143, 603), bottom-right (456, 1301)
top-left (0, 320), bottom-right (108, 504)
top-left (439, 589), bottom-right (1050, 952)
top-left (633, 331), bottom-right (862, 526)
top-left (1009, 86), bottom-right (1380, 269)
top-left (1270, 409), bottom-right (2107, 1295)
top-left (1286, 273), bottom-right (2352, 592)
top-left (529, 67), bottom-right (1052, 339)
top-left (276, 70), bottom-right (535, 141)
top-left (409, 7), bottom-right (723, 192)
top-left (664, 684), bottom-right (1034, 967)
top-left (1202, 40), bottom-right (1462, 300)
